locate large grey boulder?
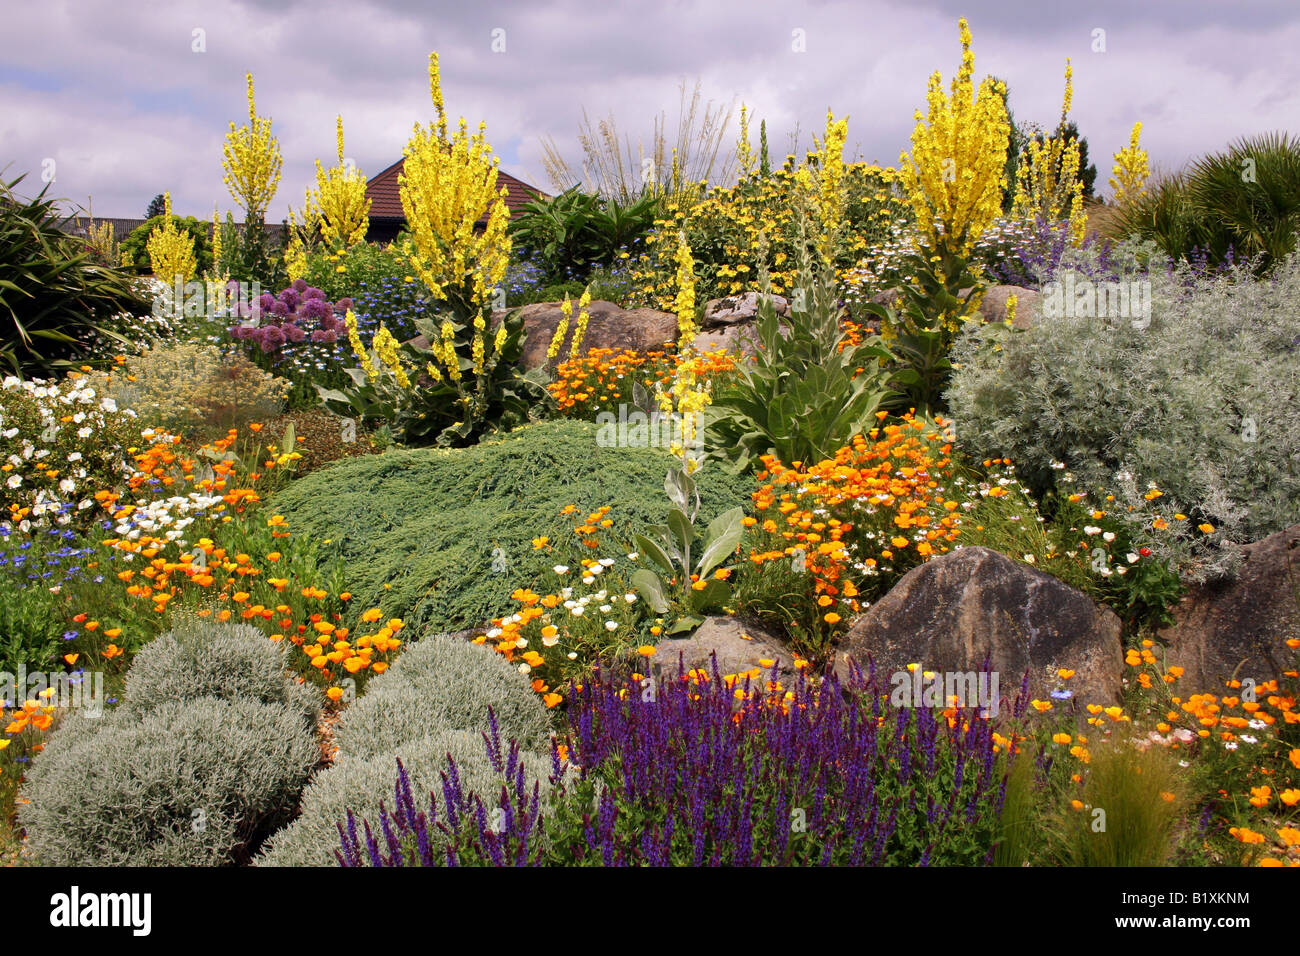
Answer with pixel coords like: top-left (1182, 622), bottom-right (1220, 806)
top-left (650, 616), bottom-right (797, 685)
top-left (833, 546), bottom-right (1124, 711)
top-left (702, 292), bottom-right (791, 327)
top-left (1157, 523), bottom-right (1300, 694)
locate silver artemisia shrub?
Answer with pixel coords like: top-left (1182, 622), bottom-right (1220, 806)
top-left (124, 618), bottom-right (321, 727)
top-left (19, 696), bottom-right (317, 866)
top-left (255, 727), bottom-right (554, 867)
top-left (331, 633), bottom-right (552, 761)
top-left (947, 244), bottom-right (1300, 579)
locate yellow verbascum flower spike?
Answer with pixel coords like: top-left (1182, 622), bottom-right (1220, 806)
top-left (146, 191), bottom-right (197, 284)
top-left (221, 72), bottom-right (282, 222)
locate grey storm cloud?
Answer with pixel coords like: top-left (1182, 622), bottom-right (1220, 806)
top-left (2, 0), bottom-right (1297, 220)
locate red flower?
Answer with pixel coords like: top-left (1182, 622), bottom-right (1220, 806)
top-left (1139, 547), bottom-right (1152, 557)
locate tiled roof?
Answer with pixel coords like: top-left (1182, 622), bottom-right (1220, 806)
top-left (365, 158), bottom-right (547, 222)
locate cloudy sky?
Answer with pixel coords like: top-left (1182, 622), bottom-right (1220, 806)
top-left (4, 0), bottom-right (1298, 221)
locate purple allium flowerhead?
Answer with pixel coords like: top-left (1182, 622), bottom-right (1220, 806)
top-left (283, 322), bottom-right (307, 343)
top-left (279, 289), bottom-right (300, 311)
top-left (292, 278), bottom-right (308, 293)
top-left (335, 297), bottom-right (353, 313)
top-left (303, 286), bottom-right (326, 301)
top-left (259, 325), bottom-right (286, 351)
top-left (310, 328), bottom-right (338, 344)
top-left (228, 325), bottom-right (247, 340)
top-left (259, 293), bottom-right (278, 311)
top-left (234, 300), bottom-right (254, 320)
top-left (270, 299), bottom-right (291, 318)
top-left (319, 314), bottom-right (338, 333)
top-left (300, 297), bottom-right (331, 321)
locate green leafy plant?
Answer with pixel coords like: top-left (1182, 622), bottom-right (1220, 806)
top-left (706, 233), bottom-right (895, 472)
top-left (0, 172), bottom-right (146, 376)
top-left (120, 212), bottom-right (214, 276)
top-left (1111, 132), bottom-right (1300, 276)
top-left (510, 186), bottom-right (661, 284)
top-left (316, 305), bottom-right (545, 447)
top-left (630, 466), bottom-right (745, 635)
top-left (864, 242), bottom-right (985, 415)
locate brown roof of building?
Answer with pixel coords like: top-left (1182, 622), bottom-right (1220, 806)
top-left (365, 157), bottom-right (547, 223)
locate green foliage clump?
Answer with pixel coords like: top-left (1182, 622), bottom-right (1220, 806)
top-left (334, 633), bottom-right (552, 761)
top-left (947, 246), bottom-right (1300, 570)
top-left (103, 342), bottom-right (288, 439)
top-left (121, 213), bottom-right (213, 276)
top-left (1110, 133), bottom-right (1300, 276)
top-left (297, 240), bottom-right (413, 302)
top-left (509, 186), bottom-right (661, 284)
top-left (1047, 735), bottom-right (1186, 867)
top-left (256, 727), bottom-right (552, 867)
top-left (268, 419), bottom-right (755, 632)
top-left (124, 619), bottom-right (321, 726)
top-left (707, 244), bottom-right (894, 471)
top-left (19, 696), bottom-right (317, 866)
top-left (0, 173), bottom-right (146, 376)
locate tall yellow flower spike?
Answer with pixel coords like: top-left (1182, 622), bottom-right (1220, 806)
top-left (547, 296), bottom-right (573, 360)
top-left (568, 286), bottom-right (592, 360)
top-left (146, 192), bottom-right (197, 284)
top-left (898, 18), bottom-right (1011, 255)
top-left (736, 103), bottom-right (755, 179)
top-left (345, 309), bottom-right (378, 382)
top-left (221, 73), bottom-right (283, 222)
top-left (674, 231), bottom-right (697, 348)
top-left (815, 110), bottom-right (849, 264)
top-left (1011, 59), bottom-right (1087, 245)
top-left (312, 116), bottom-right (371, 250)
top-left (399, 52), bottom-right (510, 311)
top-left (1109, 122), bottom-right (1150, 207)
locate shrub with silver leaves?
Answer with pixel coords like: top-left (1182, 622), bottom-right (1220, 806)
top-left (19, 696), bottom-right (317, 866)
top-left (332, 633), bottom-right (552, 762)
top-left (255, 727), bottom-right (553, 867)
top-left (124, 619), bottom-right (320, 727)
top-left (947, 245), bottom-right (1300, 579)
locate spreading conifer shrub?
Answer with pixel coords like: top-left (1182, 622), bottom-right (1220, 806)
top-left (268, 420), bottom-right (755, 632)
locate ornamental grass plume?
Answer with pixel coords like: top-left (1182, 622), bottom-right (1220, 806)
top-left (898, 18), bottom-right (1011, 256)
top-left (222, 72), bottom-right (283, 224)
top-left (146, 192), bottom-right (197, 284)
top-left (1109, 122), bottom-right (1150, 207)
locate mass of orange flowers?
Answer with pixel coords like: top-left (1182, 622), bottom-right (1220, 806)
top-left (741, 413), bottom-right (964, 647)
top-left (547, 347), bottom-right (740, 418)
